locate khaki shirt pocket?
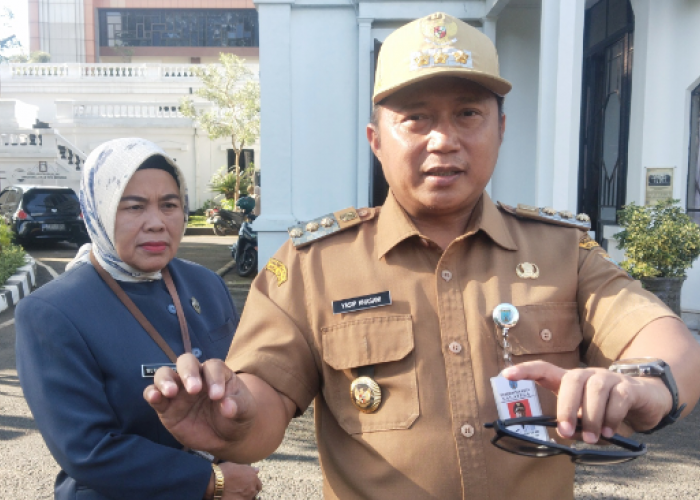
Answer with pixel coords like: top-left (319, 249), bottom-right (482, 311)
top-left (321, 315), bottom-right (419, 435)
top-left (507, 303), bottom-right (583, 362)
top-left (506, 303), bottom-right (584, 416)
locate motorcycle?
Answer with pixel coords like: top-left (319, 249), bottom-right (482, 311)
top-left (207, 207), bottom-right (246, 236)
top-left (231, 214), bottom-right (258, 277)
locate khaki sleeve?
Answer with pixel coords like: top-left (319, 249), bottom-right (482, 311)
top-left (577, 244), bottom-right (678, 367)
top-left (226, 241), bottom-right (319, 414)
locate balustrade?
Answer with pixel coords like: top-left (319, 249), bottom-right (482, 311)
top-left (7, 63), bottom-right (203, 80)
top-left (73, 103), bottom-right (185, 119)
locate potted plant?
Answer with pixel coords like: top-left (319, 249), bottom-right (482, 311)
top-left (209, 167), bottom-right (238, 199)
top-left (613, 198), bottom-right (700, 315)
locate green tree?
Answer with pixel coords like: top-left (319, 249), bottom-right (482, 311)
top-left (0, 7), bottom-right (21, 61)
top-left (180, 53), bottom-right (260, 202)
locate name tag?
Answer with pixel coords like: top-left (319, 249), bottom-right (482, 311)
top-left (141, 363), bottom-right (177, 378)
top-left (332, 291), bottom-right (391, 314)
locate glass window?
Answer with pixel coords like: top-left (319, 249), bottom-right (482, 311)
top-left (98, 9), bottom-right (258, 48)
top-left (687, 85), bottom-right (700, 223)
top-left (23, 190), bottom-right (81, 216)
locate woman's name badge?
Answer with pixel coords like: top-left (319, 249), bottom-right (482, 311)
top-left (490, 375), bottom-right (549, 441)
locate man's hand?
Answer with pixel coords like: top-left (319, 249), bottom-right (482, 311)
top-left (502, 361), bottom-right (672, 443)
top-left (143, 354), bottom-right (257, 455)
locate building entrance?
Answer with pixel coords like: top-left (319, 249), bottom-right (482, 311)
top-left (578, 0), bottom-right (634, 242)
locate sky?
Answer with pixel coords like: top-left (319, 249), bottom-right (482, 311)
top-left (1, 0), bottom-right (29, 56)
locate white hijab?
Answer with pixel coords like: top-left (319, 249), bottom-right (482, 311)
top-left (66, 138), bottom-right (189, 282)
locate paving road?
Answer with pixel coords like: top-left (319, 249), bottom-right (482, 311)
top-left (1, 236), bottom-right (699, 499)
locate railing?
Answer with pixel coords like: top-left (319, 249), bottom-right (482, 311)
top-left (54, 131), bottom-right (86, 170)
top-left (9, 64), bottom-right (70, 77)
top-left (81, 64), bottom-right (147, 78)
top-left (0, 129), bottom-right (86, 170)
top-left (0, 131), bottom-right (45, 148)
top-left (5, 63), bottom-right (206, 80)
top-left (73, 102), bottom-right (185, 119)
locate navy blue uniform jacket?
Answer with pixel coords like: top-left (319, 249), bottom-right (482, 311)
top-left (16, 258), bottom-right (239, 500)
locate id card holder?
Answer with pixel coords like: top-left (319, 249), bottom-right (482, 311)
top-left (490, 374), bottom-right (549, 442)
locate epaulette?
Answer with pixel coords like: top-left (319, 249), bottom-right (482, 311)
top-left (497, 202), bottom-right (591, 231)
top-left (288, 207), bottom-right (378, 248)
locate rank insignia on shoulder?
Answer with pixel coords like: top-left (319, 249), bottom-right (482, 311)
top-left (288, 207), bottom-right (376, 248)
top-left (265, 258), bottom-right (288, 287)
top-left (498, 202), bottom-right (591, 231)
top-left (579, 234), bottom-right (600, 249)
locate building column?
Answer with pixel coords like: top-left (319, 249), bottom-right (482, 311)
top-left (482, 17), bottom-right (497, 197)
top-left (357, 18), bottom-right (373, 208)
top-left (534, 0), bottom-right (585, 211)
top-left (253, 1), bottom-right (296, 269)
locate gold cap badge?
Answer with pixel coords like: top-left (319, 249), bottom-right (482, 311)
top-left (350, 376), bottom-right (382, 413)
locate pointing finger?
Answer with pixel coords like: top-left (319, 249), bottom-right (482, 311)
top-left (501, 360), bottom-right (568, 394)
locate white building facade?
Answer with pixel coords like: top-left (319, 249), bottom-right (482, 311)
top-left (253, 0), bottom-right (700, 320)
top-left (0, 62), bottom-right (259, 211)
top-left (1, 1), bottom-right (261, 212)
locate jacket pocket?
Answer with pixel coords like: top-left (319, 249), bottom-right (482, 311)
top-left (208, 317), bottom-right (237, 343)
top-left (321, 315), bottom-right (419, 435)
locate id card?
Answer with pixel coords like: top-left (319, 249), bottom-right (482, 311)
top-left (490, 375), bottom-right (549, 442)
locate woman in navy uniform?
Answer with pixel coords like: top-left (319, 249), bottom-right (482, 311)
top-left (16, 138), bottom-right (262, 500)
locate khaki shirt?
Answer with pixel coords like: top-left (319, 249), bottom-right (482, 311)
top-left (227, 191), bottom-right (675, 500)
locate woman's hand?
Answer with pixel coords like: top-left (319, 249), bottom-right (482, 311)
top-left (221, 463), bottom-right (263, 500)
top-left (144, 354), bottom-right (258, 455)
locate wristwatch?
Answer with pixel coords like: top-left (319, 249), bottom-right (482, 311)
top-left (609, 358), bottom-right (686, 434)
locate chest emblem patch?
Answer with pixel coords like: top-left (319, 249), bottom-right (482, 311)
top-left (350, 376), bottom-right (382, 413)
top-left (516, 262), bottom-right (540, 280)
top-left (265, 258), bottom-right (288, 287)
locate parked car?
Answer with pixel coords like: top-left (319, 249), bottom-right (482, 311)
top-left (0, 185), bottom-right (89, 246)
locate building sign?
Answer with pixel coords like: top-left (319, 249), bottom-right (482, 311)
top-left (645, 167), bottom-right (674, 205)
top-left (11, 163), bottom-right (69, 184)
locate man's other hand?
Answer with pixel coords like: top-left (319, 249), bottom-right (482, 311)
top-left (143, 354), bottom-right (256, 455)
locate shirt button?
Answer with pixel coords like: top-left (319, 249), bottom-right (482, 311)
top-left (448, 342), bottom-right (462, 354)
top-left (540, 329), bottom-right (552, 342)
top-left (192, 347), bottom-right (202, 358)
top-left (460, 423), bottom-right (475, 438)
top-left (441, 270), bottom-right (453, 282)
top-left (167, 304), bottom-right (176, 314)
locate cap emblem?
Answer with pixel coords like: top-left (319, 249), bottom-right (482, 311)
top-left (421, 16), bottom-right (458, 46)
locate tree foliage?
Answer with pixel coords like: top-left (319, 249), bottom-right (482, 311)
top-left (0, 7), bottom-right (21, 59)
top-left (614, 199), bottom-right (700, 279)
top-left (180, 53), bottom-right (260, 202)
top-left (8, 51), bottom-right (51, 63)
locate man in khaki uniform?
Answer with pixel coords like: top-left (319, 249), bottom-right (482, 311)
top-left (146, 13), bottom-right (700, 500)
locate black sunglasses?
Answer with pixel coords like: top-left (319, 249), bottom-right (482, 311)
top-left (484, 416), bottom-right (647, 465)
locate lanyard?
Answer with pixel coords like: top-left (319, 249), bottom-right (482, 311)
top-left (90, 252), bottom-right (191, 362)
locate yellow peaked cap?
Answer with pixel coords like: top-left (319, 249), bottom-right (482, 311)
top-left (373, 12), bottom-right (512, 104)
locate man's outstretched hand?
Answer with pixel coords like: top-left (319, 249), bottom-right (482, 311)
top-left (502, 360), bottom-right (672, 444)
top-left (143, 353), bottom-right (256, 456)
